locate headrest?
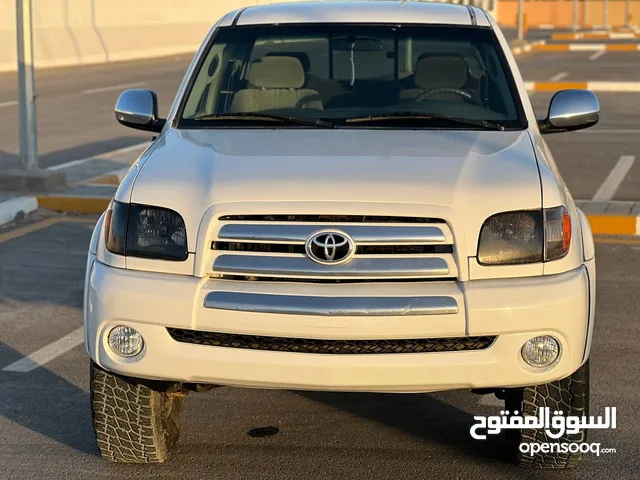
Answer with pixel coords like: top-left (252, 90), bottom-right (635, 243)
top-left (265, 52), bottom-right (311, 73)
top-left (414, 54), bottom-right (469, 90)
top-left (248, 57), bottom-right (305, 89)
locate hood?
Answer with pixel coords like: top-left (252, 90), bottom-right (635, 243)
top-left (127, 128), bottom-right (541, 256)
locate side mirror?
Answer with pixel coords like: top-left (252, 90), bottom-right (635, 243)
top-left (115, 89), bottom-right (166, 133)
top-left (538, 89), bottom-right (599, 134)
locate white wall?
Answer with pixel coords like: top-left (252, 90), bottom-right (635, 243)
top-left (0, 0), bottom-right (496, 73)
top-left (0, 0), bottom-right (294, 72)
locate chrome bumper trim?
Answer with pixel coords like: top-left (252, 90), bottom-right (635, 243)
top-left (204, 292), bottom-right (459, 316)
top-left (212, 255), bottom-right (450, 278)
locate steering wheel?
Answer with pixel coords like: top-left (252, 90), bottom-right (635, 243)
top-left (415, 88), bottom-right (472, 102)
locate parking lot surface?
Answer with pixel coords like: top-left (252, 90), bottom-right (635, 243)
top-left (1, 213), bottom-right (638, 479)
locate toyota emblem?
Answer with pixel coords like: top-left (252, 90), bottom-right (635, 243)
top-left (305, 230), bottom-right (355, 265)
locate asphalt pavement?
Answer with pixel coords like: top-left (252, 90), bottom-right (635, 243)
top-left (1, 27), bottom-right (640, 479)
top-left (0, 55), bottom-right (191, 170)
top-left (518, 51), bottom-right (640, 81)
top-left (0, 212), bottom-right (638, 479)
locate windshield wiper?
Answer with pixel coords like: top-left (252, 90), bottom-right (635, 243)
top-left (345, 112), bottom-right (506, 131)
top-left (194, 113), bottom-right (334, 128)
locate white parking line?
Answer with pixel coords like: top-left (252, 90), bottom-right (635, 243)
top-left (568, 43), bottom-right (607, 51)
top-left (47, 142), bottom-right (149, 171)
top-left (83, 81), bottom-right (144, 95)
top-left (3, 327), bottom-right (84, 373)
top-left (550, 72), bottom-right (568, 81)
top-left (46, 158), bottom-right (94, 171)
top-left (0, 100), bottom-right (18, 108)
top-left (592, 155), bottom-right (636, 201)
top-left (589, 50), bottom-right (607, 61)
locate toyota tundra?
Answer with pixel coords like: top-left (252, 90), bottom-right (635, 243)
top-left (85, 0), bottom-right (598, 468)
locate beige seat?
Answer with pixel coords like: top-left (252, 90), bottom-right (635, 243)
top-left (400, 54), bottom-right (470, 103)
top-left (230, 57), bottom-right (323, 113)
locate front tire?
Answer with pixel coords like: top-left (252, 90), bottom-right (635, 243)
top-left (90, 361), bottom-right (186, 463)
top-left (505, 360), bottom-right (590, 468)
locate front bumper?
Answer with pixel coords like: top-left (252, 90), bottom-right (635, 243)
top-left (85, 258), bottom-right (593, 393)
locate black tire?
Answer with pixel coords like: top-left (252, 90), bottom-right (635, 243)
top-left (90, 361), bottom-right (186, 463)
top-left (505, 359), bottom-right (590, 469)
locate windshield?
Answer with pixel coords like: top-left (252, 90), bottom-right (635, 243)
top-left (179, 24), bottom-right (527, 130)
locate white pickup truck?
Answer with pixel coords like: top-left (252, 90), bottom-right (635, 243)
top-left (84, 0), bottom-right (598, 468)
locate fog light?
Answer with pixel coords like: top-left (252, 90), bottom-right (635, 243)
top-left (521, 335), bottom-right (560, 367)
top-left (108, 326), bottom-right (144, 357)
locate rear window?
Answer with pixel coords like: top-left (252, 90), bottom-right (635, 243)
top-left (179, 24), bottom-right (527, 130)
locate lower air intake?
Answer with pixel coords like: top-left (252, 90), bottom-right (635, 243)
top-left (166, 329), bottom-right (496, 354)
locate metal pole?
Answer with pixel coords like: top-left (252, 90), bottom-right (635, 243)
top-left (625, 0), bottom-right (630, 28)
top-left (517, 0), bottom-right (524, 41)
top-left (16, 0), bottom-right (38, 170)
top-left (572, 0), bottom-right (579, 31)
top-left (603, 0), bottom-right (608, 28)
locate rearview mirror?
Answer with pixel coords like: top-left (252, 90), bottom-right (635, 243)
top-left (538, 89), bottom-right (599, 134)
top-left (115, 89), bottom-right (166, 133)
top-left (332, 36), bottom-right (384, 52)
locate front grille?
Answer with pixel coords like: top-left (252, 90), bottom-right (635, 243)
top-left (219, 214), bottom-right (445, 224)
top-left (213, 241), bottom-right (453, 255)
top-left (215, 275), bottom-right (448, 283)
top-left (211, 214), bottom-right (457, 281)
top-left (213, 242), bottom-right (305, 254)
top-left (166, 329), bottom-right (496, 354)
top-left (358, 244), bottom-right (453, 255)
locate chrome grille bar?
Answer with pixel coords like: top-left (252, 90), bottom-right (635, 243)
top-left (212, 255), bottom-right (450, 278)
top-left (218, 224), bottom-right (446, 244)
top-left (204, 292), bottom-right (458, 316)
top-left (218, 214), bottom-right (444, 223)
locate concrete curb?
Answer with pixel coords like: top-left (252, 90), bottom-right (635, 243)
top-left (552, 32), bottom-right (640, 40)
top-left (0, 196), bottom-right (38, 226)
top-left (0, 194), bottom-right (110, 226)
top-left (88, 168), bottom-right (129, 186)
top-left (511, 40), bottom-right (546, 57)
top-left (35, 196), bottom-right (111, 215)
top-left (524, 81), bottom-right (640, 92)
top-left (534, 44), bottom-right (640, 52)
top-left (587, 214), bottom-right (640, 236)
top-left (535, 25), bottom-right (639, 32)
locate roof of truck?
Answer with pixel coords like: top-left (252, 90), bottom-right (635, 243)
top-left (220, 1), bottom-right (490, 28)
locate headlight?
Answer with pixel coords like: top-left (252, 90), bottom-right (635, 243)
top-left (105, 201), bottom-right (188, 261)
top-left (477, 206), bottom-right (571, 265)
top-left (477, 210), bottom-right (543, 265)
